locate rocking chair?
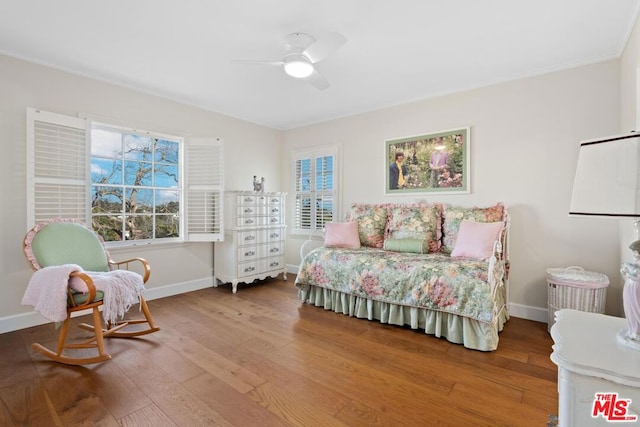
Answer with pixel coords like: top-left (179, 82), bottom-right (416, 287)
top-left (23, 218), bottom-right (160, 365)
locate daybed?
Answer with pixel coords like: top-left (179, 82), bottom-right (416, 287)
top-left (295, 203), bottom-right (510, 351)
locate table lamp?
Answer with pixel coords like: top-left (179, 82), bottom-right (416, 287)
top-left (569, 132), bottom-right (640, 349)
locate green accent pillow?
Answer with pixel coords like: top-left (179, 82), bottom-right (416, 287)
top-left (383, 238), bottom-right (427, 254)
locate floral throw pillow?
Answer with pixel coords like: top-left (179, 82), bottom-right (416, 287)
top-left (346, 204), bottom-right (388, 248)
top-left (442, 203), bottom-right (505, 254)
top-left (385, 205), bottom-right (441, 253)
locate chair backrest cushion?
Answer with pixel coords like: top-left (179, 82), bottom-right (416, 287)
top-left (30, 222), bottom-right (110, 272)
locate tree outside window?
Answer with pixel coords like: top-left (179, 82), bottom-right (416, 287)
top-left (91, 128), bottom-right (181, 242)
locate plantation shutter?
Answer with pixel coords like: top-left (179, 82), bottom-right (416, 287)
top-left (295, 157), bottom-right (312, 230)
top-left (293, 147), bottom-right (338, 234)
top-left (314, 155), bottom-right (334, 229)
top-left (26, 108), bottom-right (90, 228)
top-left (185, 137), bottom-right (224, 241)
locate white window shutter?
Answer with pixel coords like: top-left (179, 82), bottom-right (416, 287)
top-left (295, 158), bottom-right (312, 229)
top-left (26, 108), bottom-right (90, 228)
top-left (292, 147), bottom-right (339, 234)
top-left (185, 137), bottom-right (224, 241)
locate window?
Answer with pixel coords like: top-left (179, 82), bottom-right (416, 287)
top-left (27, 108), bottom-right (224, 244)
top-left (293, 146), bottom-right (339, 235)
top-left (90, 125), bottom-right (181, 242)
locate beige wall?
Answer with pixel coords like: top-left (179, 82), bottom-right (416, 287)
top-left (284, 60), bottom-right (623, 320)
top-left (621, 11), bottom-right (640, 133)
top-left (0, 54), bottom-right (284, 328)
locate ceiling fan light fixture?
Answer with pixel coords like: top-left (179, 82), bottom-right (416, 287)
top-left (284, 54), bottom-right (314, 78)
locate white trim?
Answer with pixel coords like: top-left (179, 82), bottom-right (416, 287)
top-left (0, 277), bottom-right (214, 334)
top-left (287, 263), bottom-right (299, 275)
top-left (508, 302), bottom-right (548, 323)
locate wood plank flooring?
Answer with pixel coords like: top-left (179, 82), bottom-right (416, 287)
top-left (0, 275), bottom-right (558, 426)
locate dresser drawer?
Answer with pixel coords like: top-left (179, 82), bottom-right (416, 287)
top-left (237, 194), bottom-right (258, 205)
top-left (258, 242), bottom-right (282, 258)
top-left (268, 204), bottom-right (283, 216)
top-left (267, 228), bottom-right (284, 242)
top-left (237, 205), bottom-right (259, 216)
top-left (238, 230), bottom-right (258, 244)
top-left (236, 216), bottom-right (258, 227)
top-left (237, 245), bottom-right (258, 261)
top-left (268, 195), bottom-right (283, 205)
top-left (267, 215), bottom-right (283, 226)
top-left (237, 261), bottom-right (258, 277)
top-left (261, 257), bottom-right (284, 272)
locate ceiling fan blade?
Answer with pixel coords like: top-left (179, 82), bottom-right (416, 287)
top-left (306, 69), bottom-right (330, 90)
top-left (303, 32), bottom-right (347, 63)
top-left (232, 59), bottom-right (283, 66)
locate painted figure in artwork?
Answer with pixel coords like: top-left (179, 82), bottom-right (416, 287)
top-left (429, 137), bottom-right (450, 188)
top-left (389, 151), bottom-right (408, 190)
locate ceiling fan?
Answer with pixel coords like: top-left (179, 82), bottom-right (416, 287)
top-left (234, 32), bottom-right (347, 90)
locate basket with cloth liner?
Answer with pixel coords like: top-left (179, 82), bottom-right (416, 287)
top-left (546, 266), bottom-right (609, 332)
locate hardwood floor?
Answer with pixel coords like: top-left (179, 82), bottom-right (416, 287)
top-left (0, 276), bottom-right (558, 426)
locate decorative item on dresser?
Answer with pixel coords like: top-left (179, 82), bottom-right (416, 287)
top-left (252, 175), bottom-right (265, 192)
top-left (214, 191), bottom-right (286, 293)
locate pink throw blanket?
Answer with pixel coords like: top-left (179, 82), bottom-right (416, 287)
top-left (22, 264), bottom-right (145, 324)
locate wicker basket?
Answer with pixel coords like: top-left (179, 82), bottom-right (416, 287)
top-left (546, 266), bottom-right (609, 332)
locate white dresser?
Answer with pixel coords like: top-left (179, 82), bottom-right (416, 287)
top-left (214, 191), bottom-right (287, 293)
top-left (550, 309), bottom-right (640, 426)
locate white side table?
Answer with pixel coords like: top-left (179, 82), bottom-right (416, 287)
top-left (550, 309), bottom-right (640, 426)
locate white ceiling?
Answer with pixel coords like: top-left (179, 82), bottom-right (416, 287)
top-left (1, 0), bottom-right (639, 130)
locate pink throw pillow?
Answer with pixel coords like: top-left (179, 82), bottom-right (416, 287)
top-left (450, 220), bottom-right (504, 260)
top-left (324, 222), bottom-right (361, 248)
top-left (69, 274), bottom-right (89, 293)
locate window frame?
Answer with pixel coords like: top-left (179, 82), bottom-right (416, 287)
top-left (89, 121), bottom-right (184, 246)
top-left (291, 145), bottom-right (340, 236)
top-left (26, 108), bottom-right (224, 246)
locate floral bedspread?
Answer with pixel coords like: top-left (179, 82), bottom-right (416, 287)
top-left (295, 247), bottom-right (501, 323)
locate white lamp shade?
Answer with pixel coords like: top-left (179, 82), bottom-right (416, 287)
top-left (569, 133), bottom-right (640, 217)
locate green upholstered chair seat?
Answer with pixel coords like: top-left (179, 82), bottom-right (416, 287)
top-left (68, 290), bottom-right (104, 306)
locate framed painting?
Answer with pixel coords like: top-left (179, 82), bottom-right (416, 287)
top-left (385, 127), bottom-right (470, 195)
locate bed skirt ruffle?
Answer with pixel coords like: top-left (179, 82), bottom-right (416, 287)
top-left (297, 284), bottom-right (509, 351)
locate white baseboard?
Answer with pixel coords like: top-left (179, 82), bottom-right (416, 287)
top-left (286, 264), bottom-right (299, 275)
top-left (0, 277), bottom-right (214, 334)
top-left (508, 302), bottom-right (548, 323)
